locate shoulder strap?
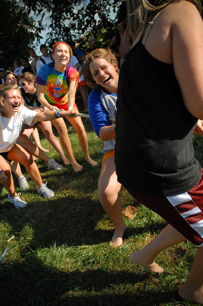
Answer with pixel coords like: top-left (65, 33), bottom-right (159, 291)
top-left (140, 3), bottom-right (171, 44)
top-left (40, 57), bottom-right (46, 65)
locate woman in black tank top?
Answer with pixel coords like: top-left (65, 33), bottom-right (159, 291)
top-left (115, 0), bottom-right (203, 304)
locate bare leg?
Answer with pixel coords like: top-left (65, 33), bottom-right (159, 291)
top-left (0, 155), bottom-right (17, 198)
top-left (17, 134), bottom-right (50, 163)
top-left (67, 115), bottom-right (98, 167)
top-left (129, 224), bottom-right (186, 273)
top-left (31, 127), bottom-right (50, 152)
top-left (38, 121), bottom-right (70, 166)
top-left (98, 156), bottom-right (125, 247)
top-left (51, 117), bottom-right (83, 172)
top-left (8, 144), bottom-right (43, 187)
top-left (178, 246), bottom-right (203, 304)
top-left (10, 160), bottom-right (23, 178)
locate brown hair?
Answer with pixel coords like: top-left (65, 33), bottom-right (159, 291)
top-left (83, 48), bottom-right (119, 88)
top-left (4, 71), bottom-right (17, 85)
top-left (20, 72), bottom-right (37, 87)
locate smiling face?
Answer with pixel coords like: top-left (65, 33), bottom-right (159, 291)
top-left (2, 89), bottom-right (22, 117)
top-left (53, 43), bottom-right (70, 68)
top-left (89, 58), bottom-right (119, 93)
top-left (21, 79), bottom-right (34, 93)
top-left (41, 46), bottom-right (49, 57)
top-left (5, 73), bottom-right (17, 85)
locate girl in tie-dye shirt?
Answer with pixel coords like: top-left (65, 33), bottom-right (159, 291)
top-left (36, 42), bottom-right (97, 172)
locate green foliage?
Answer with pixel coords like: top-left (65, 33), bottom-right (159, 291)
top-left (0, 0), bottom-right (37, 69)
top-left (20, 0), bottom-right (126, 49)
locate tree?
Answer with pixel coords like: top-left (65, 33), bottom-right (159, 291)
top-left (0, 0), bottom-right (37, 69)
top-left (20, 0), bottom-right (126, 49)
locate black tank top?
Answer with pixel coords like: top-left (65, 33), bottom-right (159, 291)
top-left (115, 14), bottom-right (201, 196)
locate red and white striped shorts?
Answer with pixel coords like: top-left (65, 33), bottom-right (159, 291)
top-left (126, 169), bottom-right (203, 246)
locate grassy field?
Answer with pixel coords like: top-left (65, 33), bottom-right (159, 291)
top-left (0, 102), bottom-right (202, 306)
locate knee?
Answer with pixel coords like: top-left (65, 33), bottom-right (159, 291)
top-left (98, 185), bottom-right (117, 205)
top-left (74, 123), bottom-right (85, 135)
top-left (18, 134), bottom-right (29, 147)
top-left (20, 154), bottom-right (34, 166)
top-left (43, 129), bottom-right (52, 139)
top-left (56, 123), bottom-right (68, 136)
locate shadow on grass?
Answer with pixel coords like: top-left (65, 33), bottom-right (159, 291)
top-left (0, 191), bottom-right (165, 249)
top-left (0, 257), bottom-right (185, 306)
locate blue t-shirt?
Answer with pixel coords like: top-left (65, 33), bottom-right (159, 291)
top-left (88, 87), bottom-right (117, 153)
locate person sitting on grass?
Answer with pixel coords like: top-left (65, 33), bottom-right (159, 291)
top-left (0, 156), bottom-right (27, 209)
top-left (83, 48), bottom-right (126, 247)
top-left (36, 41), bottom-right (98, 172)
top-left (0, 84), bottom-right (76, 208)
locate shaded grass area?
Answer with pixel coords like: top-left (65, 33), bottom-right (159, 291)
top-left (0, 106), bottom-right (202, 305)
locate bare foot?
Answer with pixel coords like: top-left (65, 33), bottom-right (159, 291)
top-left (129, 251), bottom-right (164, 274)
top-left (63, 160), bottom-right (71, 167)
top-left (85, 157), bottom-right (98, 167)
top-left (110, 226), bottom-right (126, 247)
top-left (71, 162), bottom-right (83, 172)
top-left (39, 146), bottom-right (50, 153)
top-left (179, 286), bottom-right (203, 305)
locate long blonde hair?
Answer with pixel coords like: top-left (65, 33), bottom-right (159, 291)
top-left (127, 0), bottom-right (202, 40)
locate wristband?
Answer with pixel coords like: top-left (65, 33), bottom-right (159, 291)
top-left (0, 169), bottom-right (2, 173)
top-left (57, 109), bottom-right (62, 117)
top-left (54, 110), bottom-right (58, 118)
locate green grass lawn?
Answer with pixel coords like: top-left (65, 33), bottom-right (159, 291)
top-left (0, 103), bottom-right (202, 305)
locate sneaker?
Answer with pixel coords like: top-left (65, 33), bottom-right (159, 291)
top-left (37, 182), bottom-right (54, 198)
top-left (18, 175), bottom-right (29, 190)
top-left (8, 193), bottom-right (27, 209)
top-left (48, 159), bottom-right (63, 171)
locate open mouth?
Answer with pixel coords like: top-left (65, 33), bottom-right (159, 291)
top-left (103, 76), bottom-right (111, 83)
top-left (12, 104), bottom-right (20, 110)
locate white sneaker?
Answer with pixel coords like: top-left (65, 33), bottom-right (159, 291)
top-left (48, 159), bottom-right (63, 171)
top-left (18, 175), bottom-right (29, 190)
top-left (37, 182), bottom-right (54, 198)
top-left (8, 193), bottom-right (27, 209)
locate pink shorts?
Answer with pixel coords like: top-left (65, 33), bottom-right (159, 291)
top-left (126, 169), bottom-right (203, 246)
top-left (51, 102), bottom-right (78, 111)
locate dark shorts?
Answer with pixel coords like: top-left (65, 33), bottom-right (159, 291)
top-left (0, 152), bottom-right (11, 161)
top-left (126, 169), bottom-right (203, 247)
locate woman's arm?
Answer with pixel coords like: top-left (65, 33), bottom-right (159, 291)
top-left (33, 109), bottom-right (77, 123)
top-left (99, 124), bottom-right (116, 141)
top-left (68, 80), bottom-right (78, 111)
top-left (171, 2), bottom-right (203, 119)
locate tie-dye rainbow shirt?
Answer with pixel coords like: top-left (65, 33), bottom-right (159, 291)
top-left (36, 62), bottom-right (79, 105)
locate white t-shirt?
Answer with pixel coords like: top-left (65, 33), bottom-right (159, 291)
top-left (69, 56), bottom-right (79, 70)
top-left (0, 106), bottom-right (37, 152)
top-left (36, 55), bottom-right (53, 74)
top-left (14, 66), bottom-right (24, 76)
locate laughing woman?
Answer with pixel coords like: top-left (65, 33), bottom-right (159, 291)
top-left (83, 48), bottom-right (126, 247)
top-left (0, 85), bottom-right (76, 207)
top-left (36, 41), bottom-right (97, 172)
